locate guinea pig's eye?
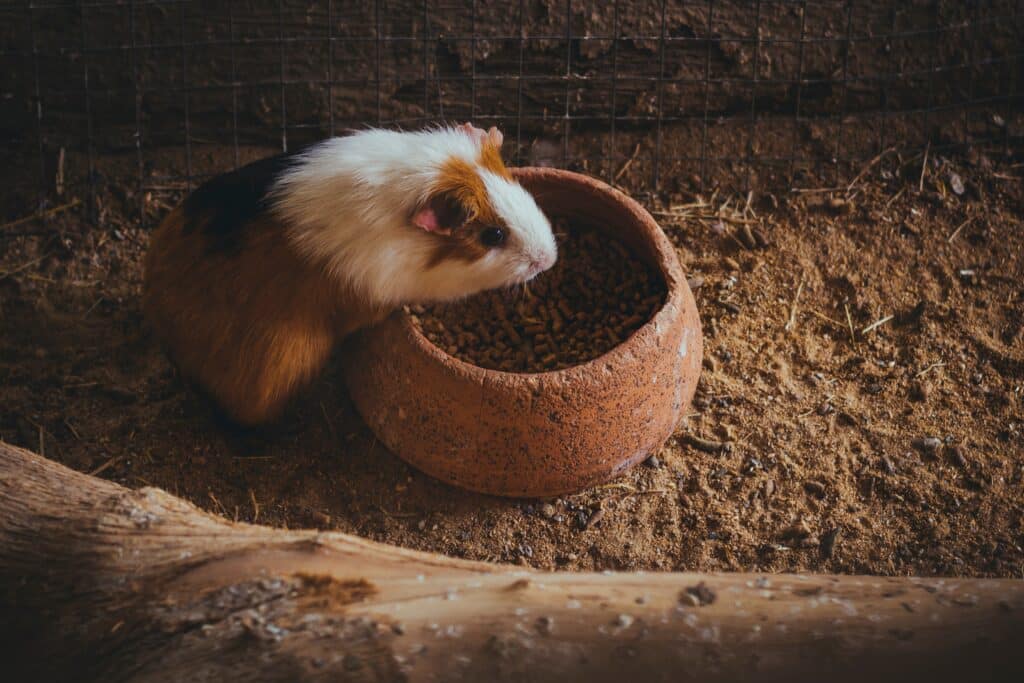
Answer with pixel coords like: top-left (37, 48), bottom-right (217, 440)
top-left (479, 226), bottom-right (506, 247)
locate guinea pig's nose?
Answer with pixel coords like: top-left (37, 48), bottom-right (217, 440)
top-left (534, 252), bottom-right (556, 272)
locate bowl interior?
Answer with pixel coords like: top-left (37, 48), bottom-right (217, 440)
top-left (403, 170), bottom-right (676, 375)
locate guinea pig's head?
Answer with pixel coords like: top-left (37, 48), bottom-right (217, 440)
top-left (405, 125), bottom-right (557, 302)
top-left (275, 123), bottom-right (556, 306)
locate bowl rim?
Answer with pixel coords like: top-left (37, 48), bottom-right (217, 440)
top-left (393, 167), bottom-right (687, 385)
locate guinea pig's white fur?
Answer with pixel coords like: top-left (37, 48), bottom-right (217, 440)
top-left (270, 127), bottom-right (557, 306)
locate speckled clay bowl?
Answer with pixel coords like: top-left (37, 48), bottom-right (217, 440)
top-left (341, 167), bottom-right (702, 498)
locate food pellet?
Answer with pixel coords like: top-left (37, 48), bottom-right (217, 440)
top-left (408, 221), bottom-right (667, 372)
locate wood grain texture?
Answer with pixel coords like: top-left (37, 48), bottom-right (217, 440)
top-left (1, 440), bottom-right (1022, 682)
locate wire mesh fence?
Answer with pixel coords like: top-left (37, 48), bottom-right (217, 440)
top-left (2, 0), bottom-right (1022, 222)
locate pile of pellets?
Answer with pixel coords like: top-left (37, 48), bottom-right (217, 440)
top-left (408, 222), bottom-right (666, 372)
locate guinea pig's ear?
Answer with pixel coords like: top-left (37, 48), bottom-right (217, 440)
top-left (459, 122), bottom-right (503, 149)
top-left (485, 126), bottom-right (503, 148)
top-left (412, 192), bottom-right (468, 236)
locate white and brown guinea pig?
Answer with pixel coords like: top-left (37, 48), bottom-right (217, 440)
top-left (143, 123), bottom-right (557, 426)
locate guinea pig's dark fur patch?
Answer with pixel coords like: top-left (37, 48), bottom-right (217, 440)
top-left (182, 150), bottom-right (305, 254)
top-left (181, 128), bottom-right (359, 254)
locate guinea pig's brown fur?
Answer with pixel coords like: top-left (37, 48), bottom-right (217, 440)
top-left (144, 208), bottom-right (387, 425)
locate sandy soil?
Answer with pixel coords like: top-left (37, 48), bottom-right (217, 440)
top-left (1, 141), bottom-right (1021, 579)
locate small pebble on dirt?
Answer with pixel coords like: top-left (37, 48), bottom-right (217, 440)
top-left (575, 510), bottom-right (590, 530)
top-left (540, 503), bottom-right (556, 519)
top-left (836, 411), bottom-right (858, 426)
top-left (782, 520), bottom-right (812, 541)
top-left (718, 299), bottom-right (741, 314)
top-left (803, 481), bottom-right (827, 499)
top-left (958, 269), bottom-right (978, 285)
top-left (644, 454), bottom-right (661, 468)
top-left (949, 172), bottom-right (965, 195)
top-left (949, 446), bottom-right (969, 469)
top-left (912, 436), bottom-right (942, 455)
top-left (820, 527), bottom-right (841, 559)
top-left (909, 381), bottom-right (930, 402)
top-left (896, 300), bottom-right (928, 325)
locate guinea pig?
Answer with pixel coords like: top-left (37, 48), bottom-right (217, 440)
top-left (143, 123), bottom-right (557, 426)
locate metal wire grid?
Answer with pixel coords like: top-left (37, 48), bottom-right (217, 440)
top-left (3, 0), bottom-right (1023, 220)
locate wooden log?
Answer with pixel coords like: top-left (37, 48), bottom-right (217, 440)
top-left (1, 439), bottom-right (1022, 682)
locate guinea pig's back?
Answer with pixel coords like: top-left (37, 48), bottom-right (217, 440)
top-left (143, 151), bottom-right (306, 350)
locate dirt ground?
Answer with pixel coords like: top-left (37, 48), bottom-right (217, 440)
top-left (1, 139), bottom-right (1021, 579)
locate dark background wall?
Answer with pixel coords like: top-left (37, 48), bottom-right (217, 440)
top-left (1, 0), bottom-right (1021, 217)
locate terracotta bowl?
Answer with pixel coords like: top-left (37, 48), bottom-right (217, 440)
top-left (341, 167), bottom-right (702, 498)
